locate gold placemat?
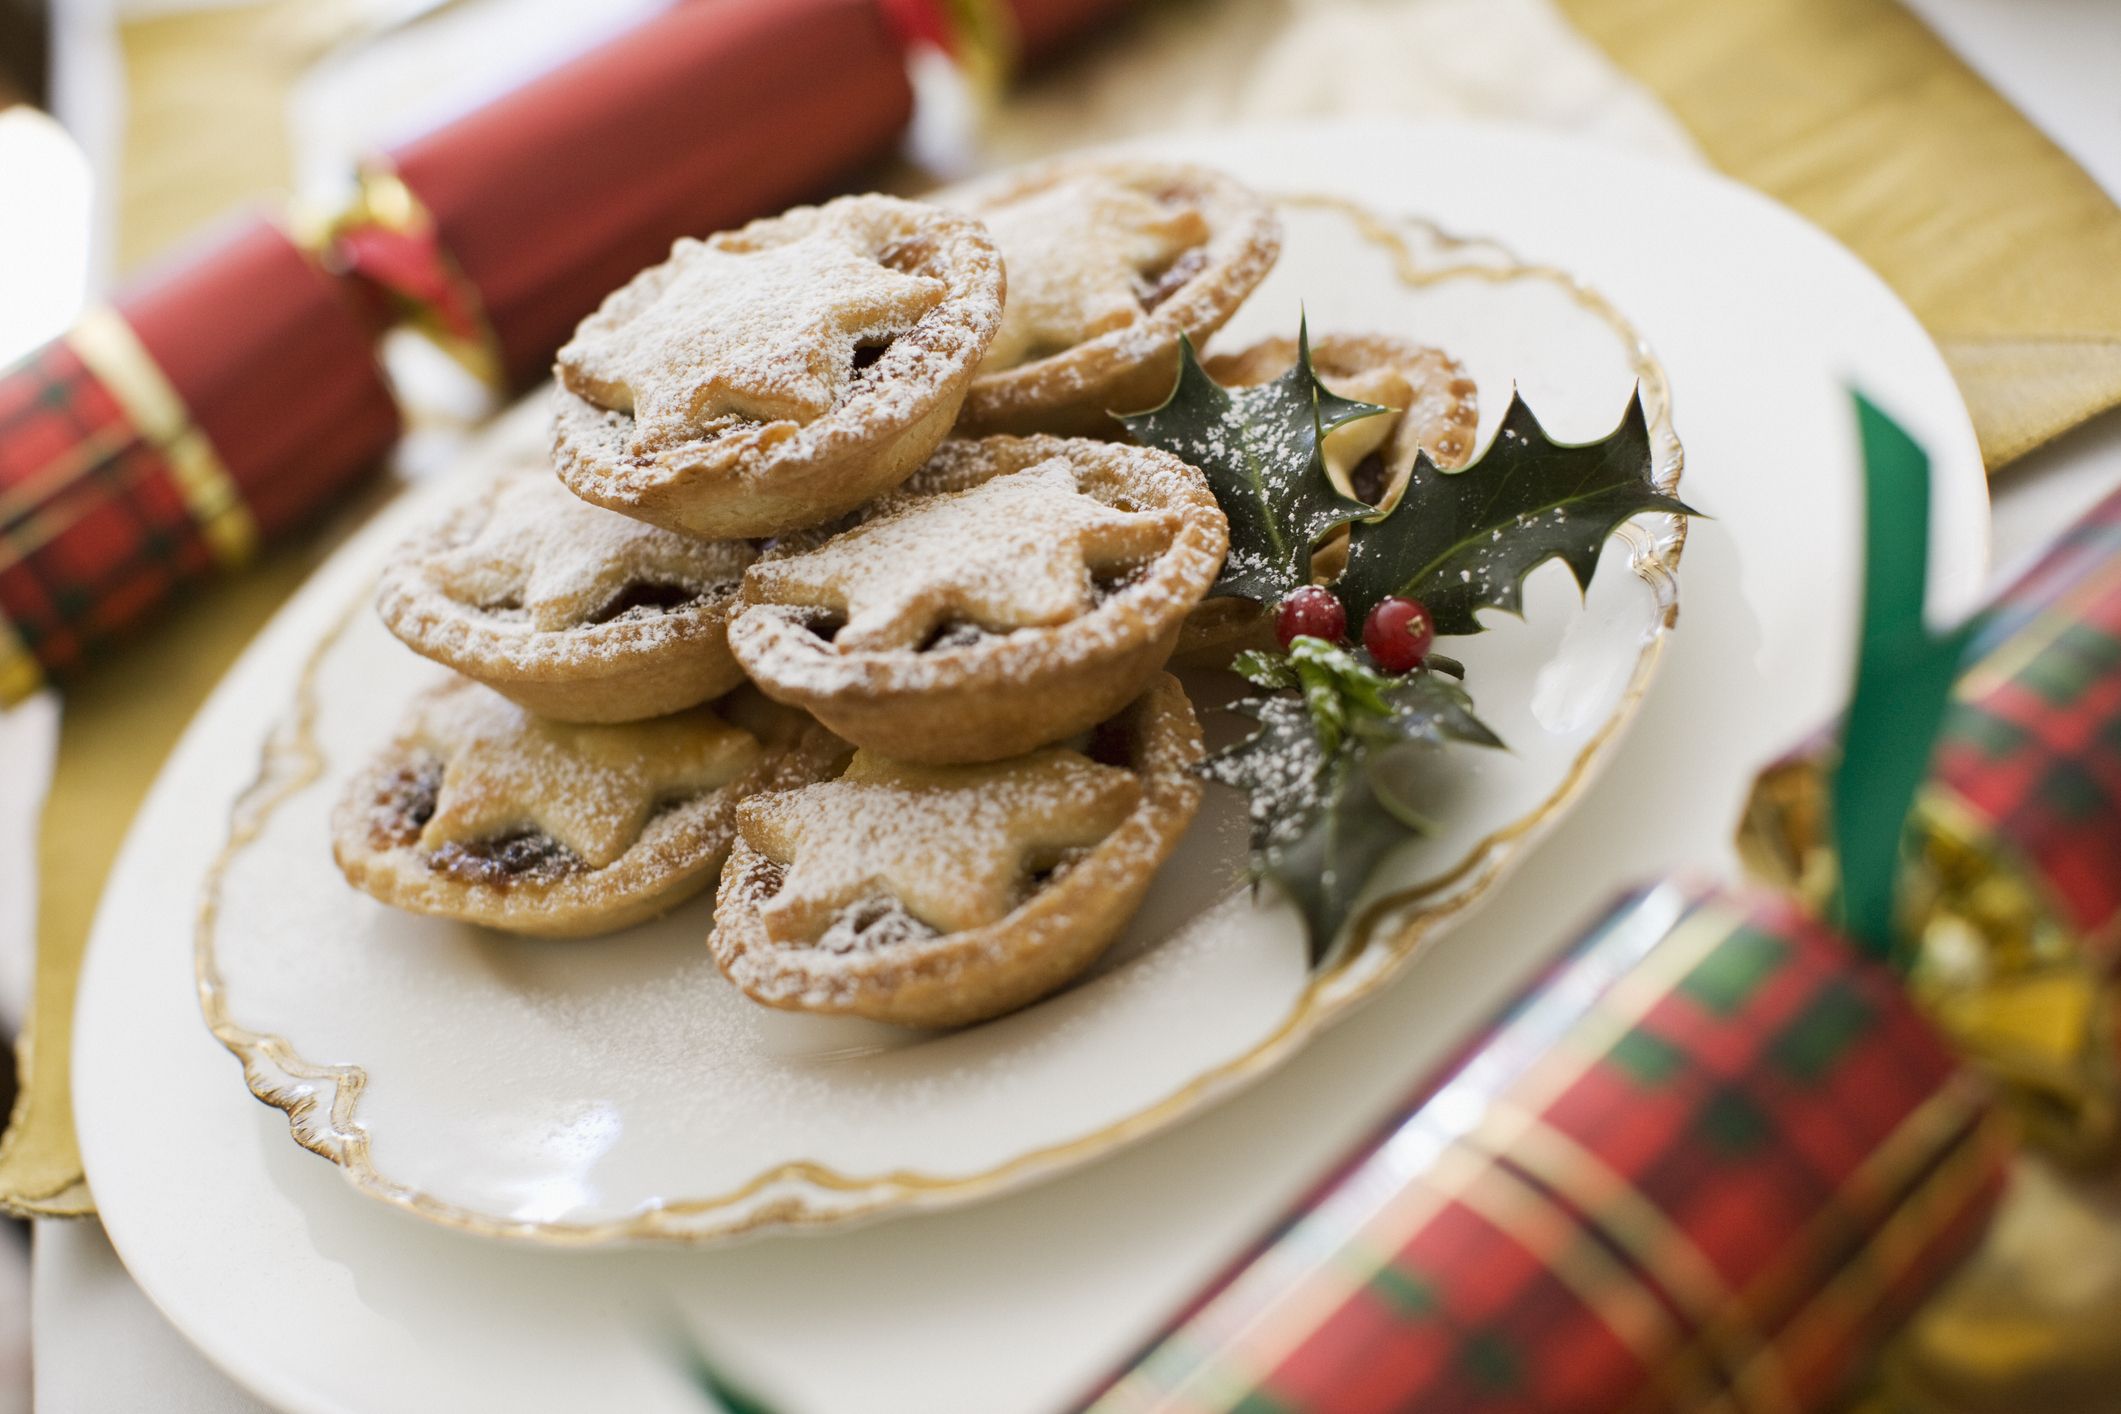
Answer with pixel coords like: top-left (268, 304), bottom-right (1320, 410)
top-left (1555, 0), bottom-right (2121, 469)
top-left (0, 548), bottom-right (322, 1215)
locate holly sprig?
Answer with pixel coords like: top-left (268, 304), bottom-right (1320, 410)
top-left (1121, 319), bottom-right (1695, 961)
top-left (1203, 638), bottom-right (1501, 961)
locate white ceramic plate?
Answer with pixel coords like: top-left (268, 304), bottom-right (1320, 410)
top-left (193, 181), bottom-right (1686, 1245)
top-left (76, 122), bottom-right (1987, 1412)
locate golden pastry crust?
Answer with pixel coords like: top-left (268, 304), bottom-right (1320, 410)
top-left (727, 435), bottom-right (1227, 763)
top-left (330, 679), bottom-right (846, 937)
top-left (1175, 332), bottom-right (1480, 667)
top-left (709, 674), bottom-right (1203, 1027)
top-left (376, 457), bottom-right (754, 723)
top-left (551, 194), bottom-right (1005, 538)
top-left (942, 159), bottom-right (1281, 437)
top-left (1170, 594), bottom-right (1280, 669)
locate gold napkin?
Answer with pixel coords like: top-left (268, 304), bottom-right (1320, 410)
top-left (1556, 0), bottom-right (2121, 469)
top-left (0, 549), bottom-right (326, 1216)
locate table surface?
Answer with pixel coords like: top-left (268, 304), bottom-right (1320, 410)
top-left (14, 0), bottom-right (2121, 1408)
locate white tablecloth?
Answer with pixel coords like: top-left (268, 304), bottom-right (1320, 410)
top-left (13, 0), bottom-right (2121, 1407)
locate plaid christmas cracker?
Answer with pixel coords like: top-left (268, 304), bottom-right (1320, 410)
top-left (1084, 883), bottom-right (2006, 1414)
top-left (1928, 481), bottom-right (2121, 954)
top-left (0, 309), bottom-right (256, 702)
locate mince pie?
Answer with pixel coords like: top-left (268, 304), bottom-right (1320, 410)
top-left (941, 159), bottom-right (1280, 436)
top-left (377, 453), bottom-right (754, 723)
top-left (551, 194), bottom-right (1005, 538)
top-left (710, 673), bottom-right (1202, 1027)
top-left (1177, 332), bottom-right (1479, 665)
top-left (727, 435), bottom-right (1227, 763)
top-left (331, 678), bottom-right (845, 937)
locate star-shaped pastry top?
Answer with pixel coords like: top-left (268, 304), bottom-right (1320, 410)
top-left (432, 470), bottom-right (754, 632)
top-left (411, 685), bottom-right (758, 868)
top-left (978, 177), bottom-right (1209, 371)
top-left (740, 747), bottom-right (1141, 941)
top-left (745, 457), bottom-right (1179, 651)
top-left (558, 228), bottom-right (947, 454)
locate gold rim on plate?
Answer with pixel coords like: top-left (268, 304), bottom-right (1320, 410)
top-left (194, 197), bottom-right (1688, 1245)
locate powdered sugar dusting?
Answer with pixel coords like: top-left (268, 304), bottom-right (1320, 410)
top-left (560, 227), bottom-right (945, 450)
top-left (404, 680), bottom-right (757, 870)
top-left (738, 747), bottom-right (1140, 941)
top-left (744, 456), bottom-right (1180, 652)
top-left (551, 195), bottom-right (1005, 513)
top-left (426, 463), bottom-right (752, 636)
top-left (731, 437), bottom-right (1227, 699)
top-left (973, 174), bottom-right (1208, 371)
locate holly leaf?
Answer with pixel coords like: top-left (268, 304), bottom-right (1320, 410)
top-left (1337, 389), bottom-right (1694, 635)
top-left (1200, 694), bottom-right (1329, 858)
top-left (1260, 750), bottom-right (1418, 965)
top-left (1230, 648), bottom-right (1298, 691)
top-left (1200, 645), bottom-right (1503, 961)
top-left (1120, 321), bottom-right (1382, 603)
top-left (1353, 671), bottom-right (1504, 752)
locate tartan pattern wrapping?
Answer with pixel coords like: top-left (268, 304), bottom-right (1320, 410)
top-left (1083, 884), bottom-right (2006, 1414)
top-left (0, 334), bottom-right (229, 697)
top-left (0, 219), bottom-right (400, 704)
top-left (1931, 480), bottom-right (2121, 954)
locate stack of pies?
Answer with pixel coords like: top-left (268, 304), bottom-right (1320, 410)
top-left (335, 161), bottom-right (1477, 1027)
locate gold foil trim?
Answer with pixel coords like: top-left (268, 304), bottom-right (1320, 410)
top-left (1739, 756), bottom-right (2121, 1162)
top-left (1879, 1149), bottom-right (2121, 1412)
top-left (942, 0), bottom-right (1018, 101)
top-left (66, 305), bottom-right (258, 569)
top-left (0, 612), bottom-right (41, 707)
top-left (301, 164), bottom-right (506, 392)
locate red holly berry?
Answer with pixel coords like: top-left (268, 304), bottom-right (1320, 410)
top-left (1363, 596), bottom-right (1434, 673)
top-left (1274, 586), bottom-right (1347, 649)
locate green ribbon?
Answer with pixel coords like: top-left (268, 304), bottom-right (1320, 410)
top-left (1830, 393), bottom-right (1981, 963)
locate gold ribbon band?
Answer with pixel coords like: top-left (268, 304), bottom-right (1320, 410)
top-left (0, 611), bottom-right (41, 705)
top-left (939, 0), bottom-right (1017, 99)
top-left (299, 164), bottom-right (506, 391)
top-left (65, 305), bottom-right (259, 569)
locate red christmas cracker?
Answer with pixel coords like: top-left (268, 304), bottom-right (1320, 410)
top-left (4, 0), bottom-right (900, 699)
top-left (352, 0), bottom-right (919, 389)
top-left (339, 0), bottom-right (1142, 388)
top-left (1082, 883), bottom-right (2007, 1414)
top-left (0, 218), bottom-right (398, 699)
top-left (1744, 482), bottom-right (2121, 1157)
top-left (1928, 482), bottom-right (2121, 953)
top-left (0, 0), bottom-right (1147, 700)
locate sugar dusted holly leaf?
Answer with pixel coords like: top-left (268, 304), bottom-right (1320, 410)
top-left (1262, 751), bottom-right (1416, 965)
top-left (1200, 694), bottom-right (1327, 858)
top-left (1200, 644), bottom-right (1503, 961)
top-left (1338, 389), bottom-right (1693, 635)
top-left (1230, 648), bottom-right (1298, 691)
top-left (1120, 322), bottom-right (1382, 603)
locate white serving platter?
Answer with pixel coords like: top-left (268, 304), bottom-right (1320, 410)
top-left (74, 121), bottom-right (1988, 1413)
